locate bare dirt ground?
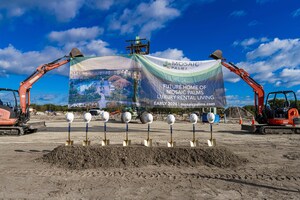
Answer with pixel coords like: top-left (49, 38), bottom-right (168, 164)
top-left (0, 117), bottom-right (299, 199)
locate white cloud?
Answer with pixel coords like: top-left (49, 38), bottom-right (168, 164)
top-left (0, 0), bottom-right (214, 36)
top-left (275, 81), bottom-right (281, 87)
top-left (0, 44), bottom-right (65, 75)
top-left (0, 0), bottom-right (84, 22)
top-left (252, 71), bottom-right (277, 84)
top-left (49, 26), bottom-right (104, 43)
top-left (222, 68), bottom-right (241, 83)
top-left (0, 39), bottom-right (116, 76)
top-left (85, 0), bottom-right (130, 10)
top-left (242, 38), bottom-right (260, 46)
top-left (7, 7), bottom-right (25, 17)
top-left (228, 37), bottom-right (300, 88)
top-left (0, 69), bottom-right (8, 78)
top-left (85, 0), bottom-right (114, 10)
top-left (230, 10), bottom-right (247, 17)
top-left (151, 48), bottom-right (189, 60)
top-left (108, 0), bottom-right (180, 37)
top-left (47, 26), bottom-right (116, 58)
top-left (245, 38), bottom-right (300, 77)
top-left (45, 0), bottom-right (84, 22)
top-left (248, 20), bottom-right (259, 27)
top-left (279, 68), bottom-right (300, 87)
top-left (71, 40), bottom-right (116, 56)
top-left (292, 8), bottom-right (300, 17)
top-left (233, 37), bottom-right (269, 48)
top-left (246, 38), bottom-right (300, 60)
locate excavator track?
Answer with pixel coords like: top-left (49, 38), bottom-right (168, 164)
top-left (0, 122), bottom-right (45, 136)
top-left (241, 124), bottom-right (300, 134)
top-left (0, 126), bottom-right (24, 136)
top-left (259, 126), bottom-right (300, 134)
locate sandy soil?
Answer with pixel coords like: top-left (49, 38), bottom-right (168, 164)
top-left (0, 117), bottom-right (299, 199)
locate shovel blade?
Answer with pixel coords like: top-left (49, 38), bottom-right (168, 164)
top-left (207, 139), bottom-right (216, 147)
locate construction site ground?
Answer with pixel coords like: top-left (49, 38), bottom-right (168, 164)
top-left (0, 116), bottom-right (299, 199)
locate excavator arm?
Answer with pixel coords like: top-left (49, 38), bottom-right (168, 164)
top-left (210, 50), bottom-right (265, 122)
top-left (18, 48), bottom-right (83, 123)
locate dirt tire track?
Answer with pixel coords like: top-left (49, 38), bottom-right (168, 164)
top-left (2, 168), bottom-right (300, 183)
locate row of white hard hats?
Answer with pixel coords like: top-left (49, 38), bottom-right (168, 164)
top-left (66, 112), bottom-right (216, 124)
top-left (66, 111), bottom-right (150, 123)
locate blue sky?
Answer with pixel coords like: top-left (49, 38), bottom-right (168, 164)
top-left (1, 0), bottom-right (300, 106)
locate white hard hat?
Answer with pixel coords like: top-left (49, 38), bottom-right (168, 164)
top-left (207, 112), bottom-right (215, 124)
top-left (122, 112), bottom-right (132, 123)
top-left (102, 111), bottom-right (110, 122)
top-left (167, 114), bottom-right (175, 125)
top-left (190, 113), bottom-right (198, 124)
top-left (84, 112), bottom-right (92, 123)
top-left (66, 112), bottom-right (74, 123)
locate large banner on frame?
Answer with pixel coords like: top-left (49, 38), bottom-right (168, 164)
top-left (134, 55), bottom-right (226, 108)
top-left (68, 55), bottom-right (227, 108)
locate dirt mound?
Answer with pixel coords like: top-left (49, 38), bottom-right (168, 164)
top-left (41, 145), bottom-right (247, 170)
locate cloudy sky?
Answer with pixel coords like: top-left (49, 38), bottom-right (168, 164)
top-left (1, 0), bottom-right (300, 106)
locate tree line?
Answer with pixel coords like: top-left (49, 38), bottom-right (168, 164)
top-left (30, 104), bottom-right (87, 112)
top-left (30, 101), bottom-right (299, 115)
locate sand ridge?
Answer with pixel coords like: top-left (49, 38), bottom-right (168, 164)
top-left (41, 145), bottom-right (248, 169)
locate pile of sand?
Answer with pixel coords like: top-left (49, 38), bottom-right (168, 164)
top-left (41, 145), bottom-right (247, 170)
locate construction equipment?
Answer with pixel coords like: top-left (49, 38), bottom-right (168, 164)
top-left (126, 36), bottom-right (150, 55)
top-left (210, 50), bottom-right (300, 134)
top-left (0, 48), bottom-right (83, 135)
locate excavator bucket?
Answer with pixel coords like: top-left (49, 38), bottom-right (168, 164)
top-left (70, 48), bottom-right (84, 58)
top-left (27, 121), bottom-right (46, 132)
top-left (210, 50), bottom-right (224, 60)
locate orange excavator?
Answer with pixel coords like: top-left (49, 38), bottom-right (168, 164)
top-left (210, 50), bottom-right (300, 134)
top-left (0, 48), bottom-right (83, 135)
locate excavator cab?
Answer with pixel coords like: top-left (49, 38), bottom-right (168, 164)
top-left (0, 88), bottom-right (20, 126)
top-left (264, 91), bottom-right (299, 125)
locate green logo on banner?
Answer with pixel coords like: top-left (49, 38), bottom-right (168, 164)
top-left (163, 61), bottom-right (172, 68)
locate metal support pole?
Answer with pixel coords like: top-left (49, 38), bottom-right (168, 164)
top-left (126, 122), bottom-right (128, 141)
top-left (147, 123), bottom-right (150, 140)
top-left (193, 124), bottom-right (195, 141)
top-left (86, 123), bottom-right (88, 142)
top-left (104, 122), bottom-right (107, 140)
top-left (68, 123), bottom-right (71, 141)
top-left (170, 125), bottom-right (173, 143)
top-left (210, 123), bottom-right (213, 141)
